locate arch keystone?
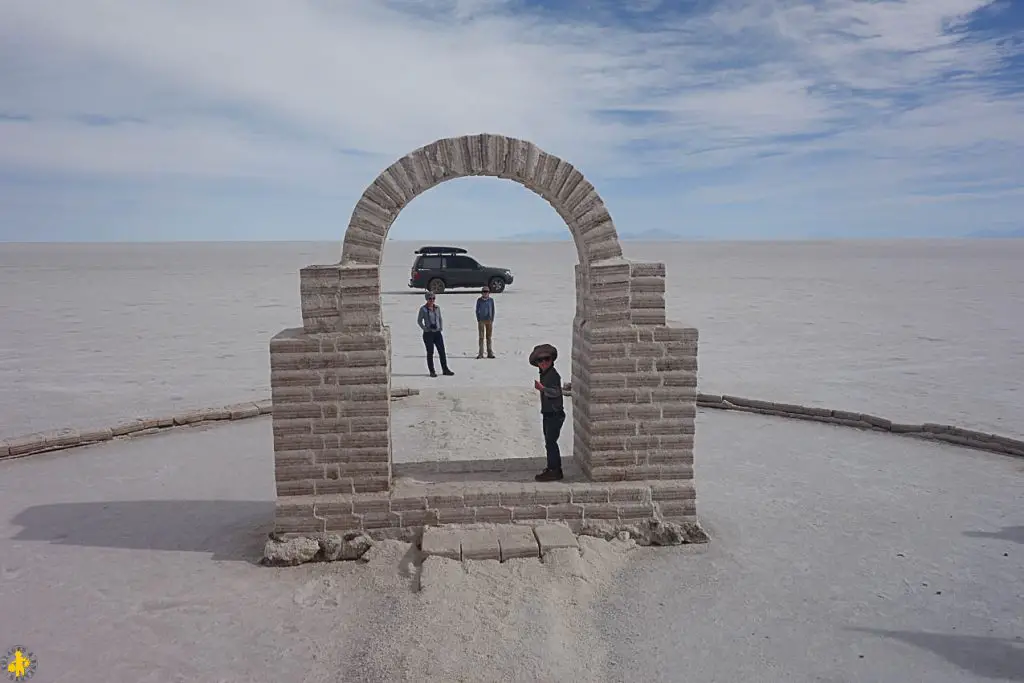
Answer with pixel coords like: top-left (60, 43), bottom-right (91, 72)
top-left (508, 138), bottom-right (531, 179)
top-left (492, 135), bottom-right (514, 179)
top-left (442, 137), bottom-right (469, 176)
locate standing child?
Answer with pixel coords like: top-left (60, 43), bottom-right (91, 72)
top-left (529, 343), bottom-right (565, 481)
top-left (475, 286), bottom-right (495, 359)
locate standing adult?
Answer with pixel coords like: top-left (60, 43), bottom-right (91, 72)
top-left (417, 293), bottom-right (454, 378)
top-left (475, 286), bottom-right (496, 359)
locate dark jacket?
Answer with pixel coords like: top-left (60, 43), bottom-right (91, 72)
top-left (475, 296), bottom-right (495, 322)
top-left (538, 366), bottom-right (564, 414)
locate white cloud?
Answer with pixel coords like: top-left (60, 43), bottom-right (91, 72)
top-left (0, 1), bottom-right (631, 159)
top-left (0, 116), bottom-right (362, 185)
top-left (0, 0), bottom-right (1021, 239)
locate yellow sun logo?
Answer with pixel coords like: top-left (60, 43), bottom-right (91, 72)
top-left (2, 646), bottom-right (37, 681)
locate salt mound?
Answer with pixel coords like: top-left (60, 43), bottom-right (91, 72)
top-left (298, 535), bottom-right (637, 682)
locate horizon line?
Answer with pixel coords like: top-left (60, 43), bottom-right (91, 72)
top-left (2, 235), bottom-right (1020, 246)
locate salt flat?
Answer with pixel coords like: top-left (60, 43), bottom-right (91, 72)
top-left (0, 406), bottom-right (1020, 682)
top-left (1, 239), bottom-right (1022, 441)
top-left (1, 238), bottom-right (1022, 681)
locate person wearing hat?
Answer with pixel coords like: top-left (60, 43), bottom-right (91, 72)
top-left (417, 292), bottom-right (454, 378)
top-left (475, 286), bottom-right (496, 359)
top-left (529, 343), bottom-right (565, 481)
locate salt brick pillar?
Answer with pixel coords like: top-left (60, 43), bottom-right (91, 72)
top-left (269, 264), bottom-right (394, 523)
top-left (571, 260), bottom-right (699, 520)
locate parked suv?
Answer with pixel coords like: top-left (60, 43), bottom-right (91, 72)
top-left (408, 246), bottom-right (514, 294)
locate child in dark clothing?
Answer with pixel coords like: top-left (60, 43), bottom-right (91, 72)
top-left (529, 343), bottom-right (565, 481)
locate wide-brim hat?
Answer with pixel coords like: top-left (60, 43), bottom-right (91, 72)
top-left (529, 343), bottom-right (558, 366)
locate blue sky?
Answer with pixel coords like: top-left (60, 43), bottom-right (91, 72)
top-left (0, 0), bottom-right (1022, 242)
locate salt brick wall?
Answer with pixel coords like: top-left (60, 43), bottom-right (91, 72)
top-left (301, 263), bottom-right (384, 333)
top-left (274, 480), bottom-right (698, 538)
top-left (573, 323), bottom-right (699, 482)
top-left (272, 255), bottom-right (700, 534)
top-left (299, 265), bottom-right (341, 333)
top-left (270, 324), bottom-right (393, 497)
top-left (571, 259), bottom-right (698, 489)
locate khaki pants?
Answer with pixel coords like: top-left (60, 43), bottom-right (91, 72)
top-left (477, 320), bottom-right (493, 356)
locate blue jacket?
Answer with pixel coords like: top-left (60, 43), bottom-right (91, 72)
top-left (475, 296), bottom-right (495, 322)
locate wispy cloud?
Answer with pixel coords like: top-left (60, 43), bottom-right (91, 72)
top-left (0, 0), bottom-right (1021, 241)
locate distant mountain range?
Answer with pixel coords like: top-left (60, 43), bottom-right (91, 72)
top-left (504, 228), bottom-right (702, 241)
top-left (967, 227), bottom-right (1024, 238)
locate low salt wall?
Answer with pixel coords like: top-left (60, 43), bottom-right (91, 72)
top-left (2, 388), bottom-right (1021, 461)
top-left (695, 393), bottom-right (1024, 458)
top-left (0, 388), bottom-right (420, 461)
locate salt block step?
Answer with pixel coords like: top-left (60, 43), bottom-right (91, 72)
top-left (498, 525), bottom-right (540, 561)
top-left (461, 528), bottom-right (501, 561)
top-left (533, 524), bottom-right (579, 556)
top-left (421, 528), bottom-right (462, 561)
top-left (422, 524), bottom-right (577, 563)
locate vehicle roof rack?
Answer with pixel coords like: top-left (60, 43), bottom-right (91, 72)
top-left (414, 246), bottom-right (468, 255)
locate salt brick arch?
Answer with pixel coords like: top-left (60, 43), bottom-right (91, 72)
top-left (339, 134), bottom-right (624, 269)
top-left (269, 132), bottom-right (702, 542)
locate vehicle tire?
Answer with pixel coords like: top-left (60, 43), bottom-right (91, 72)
top-left (487, 277), bottom-right (506, 293)
top-left (428, 278), bottom-right (446, 294)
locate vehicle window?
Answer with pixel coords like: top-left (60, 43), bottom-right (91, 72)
top-left (445, 256), bottom-right (478, 269)
top-left (417, 256), bottom-right (441, 269)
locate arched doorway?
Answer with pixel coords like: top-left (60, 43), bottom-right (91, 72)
top-left (269, 134), bottom-right (701, 538)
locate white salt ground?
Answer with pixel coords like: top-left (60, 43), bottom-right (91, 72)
top-left (1, 238), bottom-right (1022, 681)
top-left (391, 387), bottom-right (568, 462)
top-left (1, 239), bottom-right (1022, 441)
top-left (1, 408), bottom-right (1020, 682)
